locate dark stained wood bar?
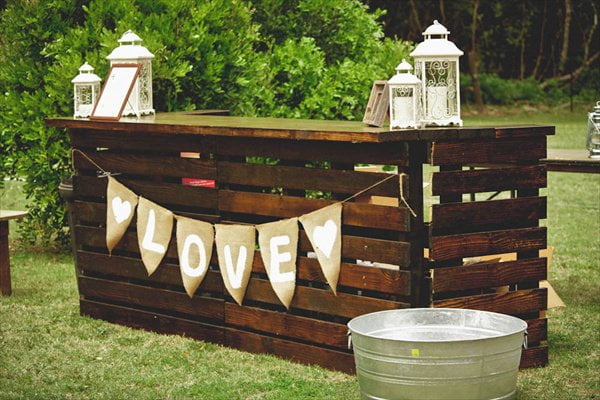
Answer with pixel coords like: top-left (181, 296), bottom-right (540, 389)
top-left (47, 113), bottom-right (553, 372)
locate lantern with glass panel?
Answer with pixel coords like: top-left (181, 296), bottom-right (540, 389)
top-left (411, 20), bottom-right (463, 126)
top-left (106, 30), bottom-right (155, 117)
top-left (72, 62), bottom-right (101, 118)
top-left (388, 59), bottom-right (421, 129)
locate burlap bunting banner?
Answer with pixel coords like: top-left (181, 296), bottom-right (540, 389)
top-left (257, 217), bottom-right (298, 309)
top-left (106, 176), bottom-right (138, 254)
top-left (137, 197), bottom-right (174, 276)
top-left (299, 203), bottom-right (342, 295)
top-left (175, 215), bottom-right (214, 298)
top-left (102, 172), bottom-right (395, 302)
top-left (215, 224), bottom-right (255, 306)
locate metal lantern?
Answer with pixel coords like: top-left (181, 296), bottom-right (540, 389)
top-left (388, 59), bottom-right (421, 129)
top-left (106, 30), bottom-right (155, 117)
top-left (587, 101), bottom-right (600, 159)
top-left (71, 62), bottom-right (101, 118)
top-left (410, 20), bottom-right (463, 127)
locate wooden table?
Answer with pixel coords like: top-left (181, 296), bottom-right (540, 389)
top-left (47, 114), bottom-right (553, 371)
top-left (543, 149), bottom-right (600, 173)
top-left (0, 210), bottom-right (27, 296)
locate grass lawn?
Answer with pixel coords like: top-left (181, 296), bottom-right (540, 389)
top-left (1, 107), bottom-right (599, 399)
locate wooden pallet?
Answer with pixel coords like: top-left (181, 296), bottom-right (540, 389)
top-left (47, 115), bottom-right (554, 372)
top-left (428, 131), bottom-right (550, 368)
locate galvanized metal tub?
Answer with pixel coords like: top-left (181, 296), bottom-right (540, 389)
top-left (348, 308), bottom-right (527, 400)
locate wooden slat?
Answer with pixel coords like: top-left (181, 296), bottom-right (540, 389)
top-left (297, 257), bottom-right (410, 295)
top-left (520, 346), bottom-right (548, 369)
top-left (70, 130), bottom-right (216, 153)
top-left (219, 190), bottom-right (410, 231)
top-left (49, 114), bottom-right (503, 143)
top-left (543, 148), bottom-right (600, 173)
top-left (216, 137), bottom-right (410, 164)
top-left (429, 227), bottom-right (546, 261)
top-left (78, 276), bottom-right (224, 320)
top-left (73, 150), bottom-right (217, 179)
top-left (431, 137), bottom-right (546, 165)
top-left (431, 197), bottom-right (547, 235)
top-left (74, 223), bottom-right (410, 269)
top-left (225, 327), bottom-right (355, 374)
top-left (244, 278), bottom-right (409, 319)
top-left (525, 318), bottom-right (548, 343)
top-left (252, 253), bottom-right (409, 296)
top-left (218, 161), bottom-right (398, 196)
top-left (71, 200), bottom-right (220, 226)
top-left (224, 303), bottom-right (348, 349)
top-left (431, 165), bottom-right (546, 196)
top-left (80, 299), bottom-right (224, 344)
top-left (76, 251), bottom-right (223, 293)
top-left (432, 258), bottom-right (547, 292)
top-left (76, 241), bottom-right (408, 297)
top-left (73, 175), bottom-right (218, 209)
top-left (433, 288), bottom-right (547, 315)
top-left (494, 126), bottom-right (555, 138)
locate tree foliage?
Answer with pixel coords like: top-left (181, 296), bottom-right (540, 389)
top-left (0, 0), bottom-right (411, 246)
top-left (366, 0), bottom-right (600, 101)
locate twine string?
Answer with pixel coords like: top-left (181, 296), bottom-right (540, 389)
top-left (71, 148), bottom-right (114, 177)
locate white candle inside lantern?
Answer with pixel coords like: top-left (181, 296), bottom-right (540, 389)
top-left (79, 104), bottom-right (92, 115)
top-left (427, 86), bottom-right (448, 119)
top-left (393, 96), bottom-right (413, 123)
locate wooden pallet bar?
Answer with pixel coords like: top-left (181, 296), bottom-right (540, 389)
top-left (47, 113), bottom-right (553, 371)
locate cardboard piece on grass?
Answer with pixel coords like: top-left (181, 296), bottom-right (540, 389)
top-left (136, 197), bottom-right (173, 276)
top-left (215, 224), bottom-right (255, 306)
top-left (299, 203), bottom-right (342, 295)
top-left (175, 215), bottom-right (214, 298)
top-left (106, 176), bottom-right (138, 254)
top-left (257, 217), bottom-right (298, 309)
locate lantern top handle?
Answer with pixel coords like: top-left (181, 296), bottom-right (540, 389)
top-left (395, 59), bottom-right (413, 73)
top-left (118, 29), bottom-right (143, 45)
top-left (423, 20), bottom-right (450, 38)
top-left (78, 62), bottom-right (94, 73)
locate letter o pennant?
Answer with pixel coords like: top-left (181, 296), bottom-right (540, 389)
top-left (176, 216), bottom-right (215, 298)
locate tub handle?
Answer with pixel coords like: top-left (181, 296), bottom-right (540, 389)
top-left (347, 331), bottom-right (352, 350)
top-left (522, 330), bottom-right (528, 350)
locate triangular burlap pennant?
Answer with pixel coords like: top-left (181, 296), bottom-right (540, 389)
top-left (106, 176), bottom-right (138, 254)
top-left (215, 224), bottom-right (255, 306)
top-left (257, 217), bottom-right (298, 309)
top-left (299, 203), bottom-right (342, 295)
top-left (137, 197), bottom-right (173, 276)
top-left (176, 216), bottom-right (214, 298)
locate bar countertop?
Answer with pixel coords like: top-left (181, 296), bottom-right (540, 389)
top-left (46, 112), bottom-right (554, 143)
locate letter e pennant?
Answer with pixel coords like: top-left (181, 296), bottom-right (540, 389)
top-left (257, 217), bottom-right (298, 309)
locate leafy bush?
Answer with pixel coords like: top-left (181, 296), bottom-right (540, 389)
top-left (0, 0), bottom-right (411, 247)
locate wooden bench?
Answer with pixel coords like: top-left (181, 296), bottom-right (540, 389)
top-left (543, 149), bottom-right (600, 173)
top-left (0, 210), bottom-right (27, 296)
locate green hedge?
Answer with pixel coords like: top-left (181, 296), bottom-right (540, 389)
top-left (0, 0), bottom-right (411, 247)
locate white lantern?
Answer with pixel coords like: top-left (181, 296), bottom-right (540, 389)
top-left (71, 62), bottom-right (101, 118)
top-left (410, 20), bottom-right (463, 126)
top-left (388, 59), bottom-right (421, 129)
top-left (106, 30), bottom-right (155, 117)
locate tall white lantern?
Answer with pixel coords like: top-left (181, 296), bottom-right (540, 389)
top-left (106, 30), bottom-right (155, 117)
top-left (388, 59), bottom-right (421, 129)
top-left (71, 62), bottom-right (101, 118)
top-left (410, 20), bottom-right (463, 126)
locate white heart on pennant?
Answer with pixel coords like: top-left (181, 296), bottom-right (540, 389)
top-left (313, 219), bottom-right (337, 258)
top-left (112, 196), bottom-right (132, 224)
